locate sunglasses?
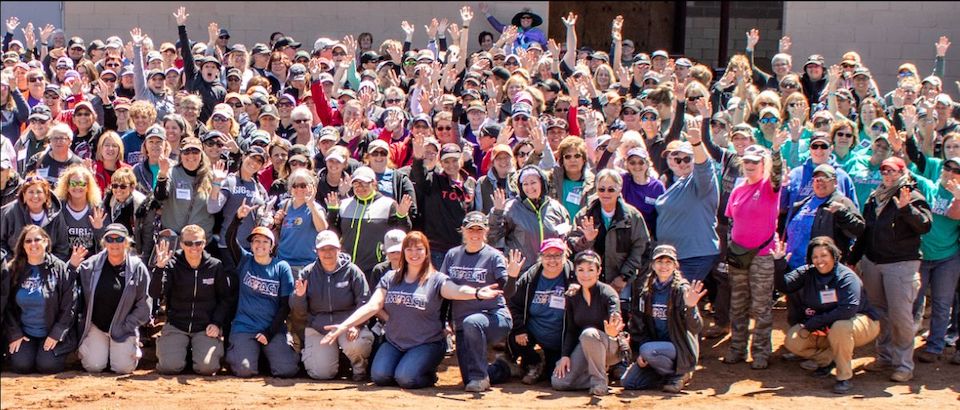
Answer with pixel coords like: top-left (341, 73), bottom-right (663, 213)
top-left (810, 142), bottom-right (831, 150)
top-left (597, 187), bottom-right (618, 193)
top-left (435, 126), bottom-right (453, 131)
top-left (710, 120), bottom-right (725, 128)
top-left (74, 111), bottom-right (92, 117)
top-left (643, 79), bottom-right (658, 85)
top-left (369, 150), bottom-right (388, 157)
top-left (28, 77), bottom-right (44, 83)
top-left (563, 153), bottom-right (583, 160)
top-left (672, 156), bottom-right (693, 164)
top-left (942, 166), bottom-right (960, 175)
top-left (555, 107), bottom-right (570, 113)
top-left (834, 131), bottom-right (853, 138)
top-left (29, 118), bottom-right (48, 124)
top-left (403, 60), bottom-right (417, 67)
top-left (293, 118), bottom-right (311, 124)
top-left (513, 116), bottom-right (529, 122)
top-left (104, 235), bottom-right (126, 244)
top-left (814, 120), bottom-right (830, 128)
top-left (686, 95), bottom-right (703, 102)
top-left (182, 239), bottom-right (206, 247)
top-left (871, 125), bottom-right (886, 131)
top-left (182, 148), bottom-right (202, 155)
top-left (277, 102), bottom-right (294, 108)
top-left (517, 151), bottom-right (532, 158)
top-left (106, 62), bottom-right (122, 68)
top-left (622, 110), bottom-right (638, 116)
top-left (742, 158), bottom-right (761, 165)
top-left (291, 182), bottom-right (309, 189)
top-left (641, 115), bottom-right (657, 122)
top-left (879, 168), bottom-right (900, 175)
top-left (203, 141), bottom-right (222, 148)
top-left (68, 180), bottom-right (88, 188)
top-left (781, 83), bottom-right (799, 89)
top-left (102, 76), bottom-right (117, 82)
top-left (812, 176), bottom-right (835, 183)
top-left (212, 116), bottom-right (230, 123)
top-left (385, 98), bottom-right (403, 104)
top-left (759, 117), bottom-right (778, 124)
top-left (111, 183), bottom-right (130, 190)
top-left (24, 237), bottom-right (46, 245)
top-left (627, 160), bottom-right (646, 166)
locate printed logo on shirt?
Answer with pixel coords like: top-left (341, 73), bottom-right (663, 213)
top-left (127, 151), bottom-right (143, 165)
top-left (532, 287), bottom-right (565, 309)
top-left (651, 302), bottom-right (668, 321)
top-left (67, 226), bottom-right (94, 250)
top-left (447, 266), bottom-right (488, 283)
top-left (21, 274), bottom-right (43, 294)
top-left (385, 290), bottom-right (427, 310)
top-left (931, 196), bottom-right (951, 216)
top-left (241, 271), bottom-right (279, 297)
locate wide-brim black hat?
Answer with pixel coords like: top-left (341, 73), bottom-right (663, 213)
top-left (512, 10), bottom-right (543, 27)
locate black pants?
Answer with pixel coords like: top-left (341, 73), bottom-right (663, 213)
top-left (489, 330), bottom-right (561, 384)
top-left (7, 336), bottom-right (67, 374)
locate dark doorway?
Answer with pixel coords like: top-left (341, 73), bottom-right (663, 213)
top-left (547, 1), bottom-right (679, 57)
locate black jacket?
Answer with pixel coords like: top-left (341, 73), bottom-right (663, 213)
top-left (2, 254), bottom-right (79, 356)
top-left (508, 261), bottom-right (574, 335)
top-left (410, 158), bottom-right (476, 253)
top-left (560, 282), bottom-right (620, 358)
top-left (629, 274), bottom-right (703, 375)
top-left (785, 190), bottom-right (865, 261)
top-left (850, 182), bottom-right (932, 265)
top-left (178, 25), bottom-right (226, 122)
top-left (154, 250), bottom-right (236, 333)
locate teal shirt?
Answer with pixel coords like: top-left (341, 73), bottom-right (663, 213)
top-left (908, 157), bottom-right (942, 184)
top-left (753, 129), bottom-right (774, 149)
top-left (913, 176), bottom-right (960, 261)
top-left (148, 163), bottom-right (160, 188)
top-left (844, 156), bottom-right (882, 210)
top-left (561, 178), bottom-right (584, 224)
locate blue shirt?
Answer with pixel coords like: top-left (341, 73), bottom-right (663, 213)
top-left (231, 248), bottom-right (294, 335)
top-left (786, 195), bottom-right (828, 270)
top-left (378, 270), bottom-right (449, 350)
top-left (655, 161), bottom-right (720, 259)
top-left (651, 278), bottom-right (671, 341)
top-left (526, 274), bottom-right (566, 350)
top-left (277, 201), bottom-right (321, 267)
top-left (17, 266), bottom-right (47, 338)
top-left (441, 245), bottom-right (509, 326)
top-left (121, 130), bottom-right (146, 165)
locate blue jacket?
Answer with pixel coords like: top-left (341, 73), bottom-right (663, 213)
top-left (780, 159), bottom-right (859, 213)
top-left (774, 255), bottom-right (880, 331)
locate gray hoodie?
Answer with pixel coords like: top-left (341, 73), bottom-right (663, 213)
top-left (1, 195), bottom-right (71, 260)
top-left (75, 251), bottom-right (152, 343)
top-left (289, 252), bottom-right (369, 332)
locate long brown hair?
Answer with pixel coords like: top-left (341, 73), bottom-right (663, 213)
top-left (10, 225), bottom-right (52, 286)
top-left (394, 231), bottom-right (433, 285)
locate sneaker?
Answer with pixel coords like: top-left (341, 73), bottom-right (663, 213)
top-left (495, 354), bottom-right (522, 378)
top-left (812, 362), bottom-right (836, 378)
top-left (799, 359), bottom-right (820, 371)
top-left (863, 360), bottom-right (891, 372)
top-left (722, 351), bottom-right (746, 364)
top-left (750, 357), bottom-right (769, 370)
top-left (916, 350), bottom-right (940, 363)
top-left (782, 352), bottom-right (802, 361)
top-left (465, 377), bottom-right (491, 393)
top-left (702, 325), bottom-right (727, 339)
top-left (589, 384), bottom-right (609, 396)
top-left (832, 379), bottom-right (853, 394)
top-left (661, 373), bottom-right (691, 394)
top-left (890, 370), bottom-right (913, 382)
top-left (608, 362), bottom-right (627, 386)
top-left (521, 362), bottom-right (544, 385)
top-left (351, 360), bottom-right (368, 382)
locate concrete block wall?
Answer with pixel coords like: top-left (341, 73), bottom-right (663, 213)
top-left (783, 1), bottom-right (960, 93)
top-left (60, 1), bottom-right (548, 55)
top-left (684, 1), bottom-right (783, 70)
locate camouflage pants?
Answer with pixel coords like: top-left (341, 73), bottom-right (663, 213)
top-left (728, 255), bottom-right (775, 360)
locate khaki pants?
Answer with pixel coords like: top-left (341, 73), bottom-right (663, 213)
top-left (784, 314), bottom-right (880, 380)
top-left (78, 325), bottom-right (142, 374)
top-left (551, 328), bottom-right (620, 391)
top-left (301, 327), bottom-right (374, 380)
top-left (156, 324), bottom-right (224, 375)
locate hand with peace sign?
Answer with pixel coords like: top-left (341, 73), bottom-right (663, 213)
top-left (294, 279), bottom-right (308, 297)
top-left (236, 198), bottom-right (254, 220)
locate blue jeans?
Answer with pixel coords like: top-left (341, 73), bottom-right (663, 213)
top-left (430, 250), bottom-right (448, 271)
top-left (915, 254), bottom-right (960, 354)
top-left (455, 310), bottom-right (512, 383)
top-left (621, 341), bottom-right (678, 390)
top-left (679, 254), bottom-right (719, 282)
top-left (370, 340), bottom-right (445, 389)
top-left (226, 332), bottom-right (300, 378)
top-left (7, 336), bottom-right (67, 374)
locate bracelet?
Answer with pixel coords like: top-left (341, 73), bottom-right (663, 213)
top-left (475, 288), bottom-right (481, 300)
top-left (691, 141), bottom-right (702, 146)
top-left (41, 42), bottom-right (48, 47)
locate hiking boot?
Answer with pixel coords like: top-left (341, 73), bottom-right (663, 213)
top-left (750, 357), bottom-right (769, 370)
top-left (799, 359), bottom-right (820, 371)
top-left (465, 377), bottom-right (491, 393)
top-left (832, 379), bottom-right (853, 394)
top-left (722, 351), bottom-right (746, 365)
top-left (495, 354), bottom-right (522, 378)
top-left (863, 360), bottom-right (891, 372)
top-left (521, 362), bottom-right (544, 385)
top-left (812, 362), bottom-right (836, 378)
top-left (702, 325), bottom-right (728, 339)
top-left (782, 352), bottom-right (802, 361)
top-left (916, 350), bottom-right (940, 363)
top-left (890, 370), bottom-right (913, 382)
top-left (589, 384), bottom-right (609, 396)
top-left (661, 373), bottom-right (691, 394)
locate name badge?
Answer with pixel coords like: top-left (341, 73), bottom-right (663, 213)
top-left (565, 189), bottom-right (581, 205)
top-left (176, 188), bottom-right (192, 200)
top-left (37, 167), bottom-right (49, 179)
top-left (336, 280), bottom-right (349, 288)
top-left (549, 295), bottom-right (566, 309)
top-left (819, 289), bottom-right (838, 304)
top-left (202, 278), bottom-right (215, 285)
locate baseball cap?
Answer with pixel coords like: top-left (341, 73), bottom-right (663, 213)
top-left (804, 54), bottom-right (825, 68)
top-left (324, 151), bottom-right (346, 163)
top-left (259, 104), bottom-right (280, 119)
top-left (383, 229), bottom-right (406, 253)
top-left (626, 147), bottom-right (649, 159)
top-left (144, 125), bottom-right (165, 140)
top-left (201, 130), bottom-right (225, 143)
top-left (56, 56), bottom-right (73, 69)
top-left (810, 131), bottom-right (832, 145)
top-left (29, 105), bottom-right (52, 121)
top-left (675, 58), bottom-right (693, 68)
top-left (314, 230), bottom-right (341, 249)
top-left (318, 126), bottom-right (340, 142)
top-left (146, 51), bottom-right (163, 63)
top-left (921, 75), bottom-right (942, 88)
top-left (246, 145), bottom-right (267, 161)
top-left (651, 244), bottom-right (678, 262)
top-left (880, 157), bottom-right (906, 172)
top-left (248, 130), bottom-right (271, 147)
top-left (813, 164), bottom-right (836, 179)
top-left (351, 166), bottom-right (377, 183)
top-left (289, 63), bottom-right (307, 82)
top-left (440, 143), bottom-right (462, 161)
top-left (741, 145), bottom-right (767, 161)
top-left (539, 238), bottom-right (566, 253)
top-left (651, 50), bottom-right (669, 59)
top-left (411, 113), bottom-right (432, 128)
top-left (104, 223), bottom-right (130, 238)
top-left (462, 211), bottom-right (488, 229)
top-left (512, 102), bottom-right (533, 119)
top-left (663, 141), bottom-right (694, 157)
top-left (546, 117), bottom-right (568, 130)
top-left (759, 106), bottom-right (780, 119)
top-left (852, 67), bottom-right (871, 79)
top-left (368, 139), bottom-right (390, 154)
top-left (248, 226), bottom-right (276, 244)
top-left (251, 43), bottom-right (271, 55)
top-left (465, 100), bottom-right (486, 113)
top-left (480, 123), bottom-right (502, 139)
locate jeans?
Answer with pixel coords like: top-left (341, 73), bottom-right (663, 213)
top-left (370, 340), bottom-right (446, 389)
top-left (679, 254), bottom-right (720, 282)
top-left (489, 330), bottom-right (562, 384)
top-left (225, 332), bottom-right (300, 378)
top-left (621, 341), bottom-right (678, 390)
top-left (430, 250), bottom-right (448, 271)
top-left (455, 310), bottom-right (512, 383)
top-left (7, 336), bottom-right (67, 374)
top-left (914, 253), bottom-right (960, 354)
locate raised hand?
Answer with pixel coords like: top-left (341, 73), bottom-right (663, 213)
top-left (683, 280), bottom-right (708, 307)
top-left (39, 24), bottom-right (55, 43)
top-left (130, 27), bottom-right (145, 45)
top-left (21, 22), bottom-right (36, 49)
top-left (561, 12), bottom-right (577, 28)
top-left (207, 22), bottom-right (219, 44)
top-left (892, 87), bottom-right (906, 109)
top-left (788, 118), bottom-right (803, 140)
top-left (325, 191), bottom-right (341, 209)
top-left (89, 207), bottom-right (106, 230)
top-left (564, 75), bottom-right (580, 102)
top-left (400, 21), bottom-right (415, 37)
top-left (603, 313), bottom-right (624, 337)
top-left (447, 23), bottom-right (461, 44)
top-left (695, 97), bottom-right (712, 118)
top-left (612, 15), bottom-right (624, 36)
top-left (686, 119), bottom-right (703, 145)
top-left (892, 186), bottom-right (912, 209)
top-left (5, 17), bottom-right (20, 33)
top-left (69, 244), bottom-right (89, 268)
top-left (506, 249), bottom-right (526, 278)
top-left (154, 240), bottom-right (173, 267)
top-left (478, 2), bottom-right (490, 15)
top-left (827, 64), bottom-right (841, 85)
top-left (778, 36), bottom-right (792, 54)
top-left (492, 188), bottom-right (507, 211)
top-left (944, 179), bottom-right (960, 197)
top-left (460, 5), bottom-right (474, 25)
top-left (437, 18), bottom-right (450, 36)
top-left (770, 240), bottom-right (790, 261)
top-left (772, 129), bottom-right (788, 152)
top-left (936, 36), bottom-right (951, 57)
top-left (902, 104), bottom-right (918, 131)
top-left (580, 216), bottom-right (599, 242)
top-left (294, 279), bottom-right (308, 297)
top-left (425, 18), bottom-right (439, 39)
top-left (173, 6), bottom-right (189, 26)
top-left (746, 28), bottom-right (760, 51)
top-left (397, 194), bottom-right (413, 217)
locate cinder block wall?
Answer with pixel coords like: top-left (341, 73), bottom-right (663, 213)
top-left (684, 1), bottom-right (784, 70)
top-left (62, 1), bottom-right (548, 54)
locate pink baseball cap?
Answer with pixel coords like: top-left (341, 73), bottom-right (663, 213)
top-left (539, 238), bottom-right (566, 253)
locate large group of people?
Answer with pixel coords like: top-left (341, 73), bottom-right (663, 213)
top-left (1, 3), bottom-right (959, 398)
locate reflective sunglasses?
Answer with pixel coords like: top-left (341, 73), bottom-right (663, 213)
top-left (182, 239), bottom-right (206, 247)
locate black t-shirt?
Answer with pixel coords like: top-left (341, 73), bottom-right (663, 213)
top-left (91, 260), bottom-right (125, 332)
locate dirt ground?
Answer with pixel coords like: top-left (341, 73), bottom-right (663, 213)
top-left (1, 310), bottom-right (958, 409)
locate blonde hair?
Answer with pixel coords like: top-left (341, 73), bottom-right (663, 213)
top-left (111, 167), bottom-right (137, 185)
top-left (96, 131), bottom-right (125, 162)
top-left (181, 224), bottom-right (206, 239)
top-left (129, 100), bottom-right (158, 122)
top-left (54, 164), bottom-right (102, 207)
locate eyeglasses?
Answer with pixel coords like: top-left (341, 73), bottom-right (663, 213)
top-left (49, 136), bottom-right (70, 142)
top-left (943, 166), bottom-right (960, 175)
top-left (517, 151), bottom-right (532, 158)
top-left (834, 132), bottom-right (853, 138)
top-left (742, 158), bottom-right (761, 165)
top-left (810, 142), bottom-right (831, 150)
top-left (29, 118), bottom-right (48, 124)
top-left (542, 253), bottom-right (564, 260)
top-left (293, 118), bottom-right (311, 124)
top-left (563, 153), bottom-right (583, 160)
top-left (68, 180), bottom-right (88, 188)
top-left (513, 116), bottom-right (529, 122)
top-left (672, 156), bottom-right (692, 164)
top-left (759, 117), bottom-right (778, 124)
top-left (182, 239), bottom-right (206, 247)
top-left (105, 62), bottom-right (122, 68)
top-left (596, 187), bottom-right (619, 193)
top-left (23, 236), bottom-right (47, 245)
top-left (277, 102), bottom-right (294, 108)
top-left (385, 98), bottom-right (403, 104)
top-left (622, 110), bottom-right (638, 116)
top-left (812, 176), bottom-right (835, 183)
top-left (111, 183), bottom-right (130, 190)
top-left (435, 126), bottom-right (453, 131)
top-left (104, 235), bottom-right (126, 244)
top-left (227, 77), bottom-right (241, 82)
top-left (229, 102), bottom-right (244, 108)
top-left (555, 107), bottom-right (570, 113)
top-left (43, 93), bottom-right (61, 100)
top-left (369, 150), bottom-right (388, 157)
top-left (103, 76), bottom-right (118, 82)
top-left (643, 79), bottom-right (657, 85)
top-left (74, 111), bottom-right (92, 117)
top-left (291, 182), bottom-right (308, 189)
top-left (28, 77), bottom-right (44, 83)
top-left (879, 168), bottom-right (900, 175)
top-left (627, 160), bottom-right (646, 166)
top-left (814, 120), bottom-right (830, 128)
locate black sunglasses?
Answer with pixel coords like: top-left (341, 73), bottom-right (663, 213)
top-left (672, 156), bottom-right (692, 164)
top-left (183, 239), bottom-right (206, 247)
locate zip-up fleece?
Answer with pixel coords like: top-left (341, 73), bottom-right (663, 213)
top-left (75, 251), bottom-right (152, 342)
top-left (2, 254), bottom-right (79, 356)
top-left (629, 274), bottom-right (703, 375)
top-left (155, 250), bottom-right (236, 333)
top-left (289, 253), bottom-right (369, 332)
top-left (1, 195), bottom-right (71, 261)
top-left (326, 192), bottom-right (411, 273)
top-left (508, 260), bottom-right (574, 335)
